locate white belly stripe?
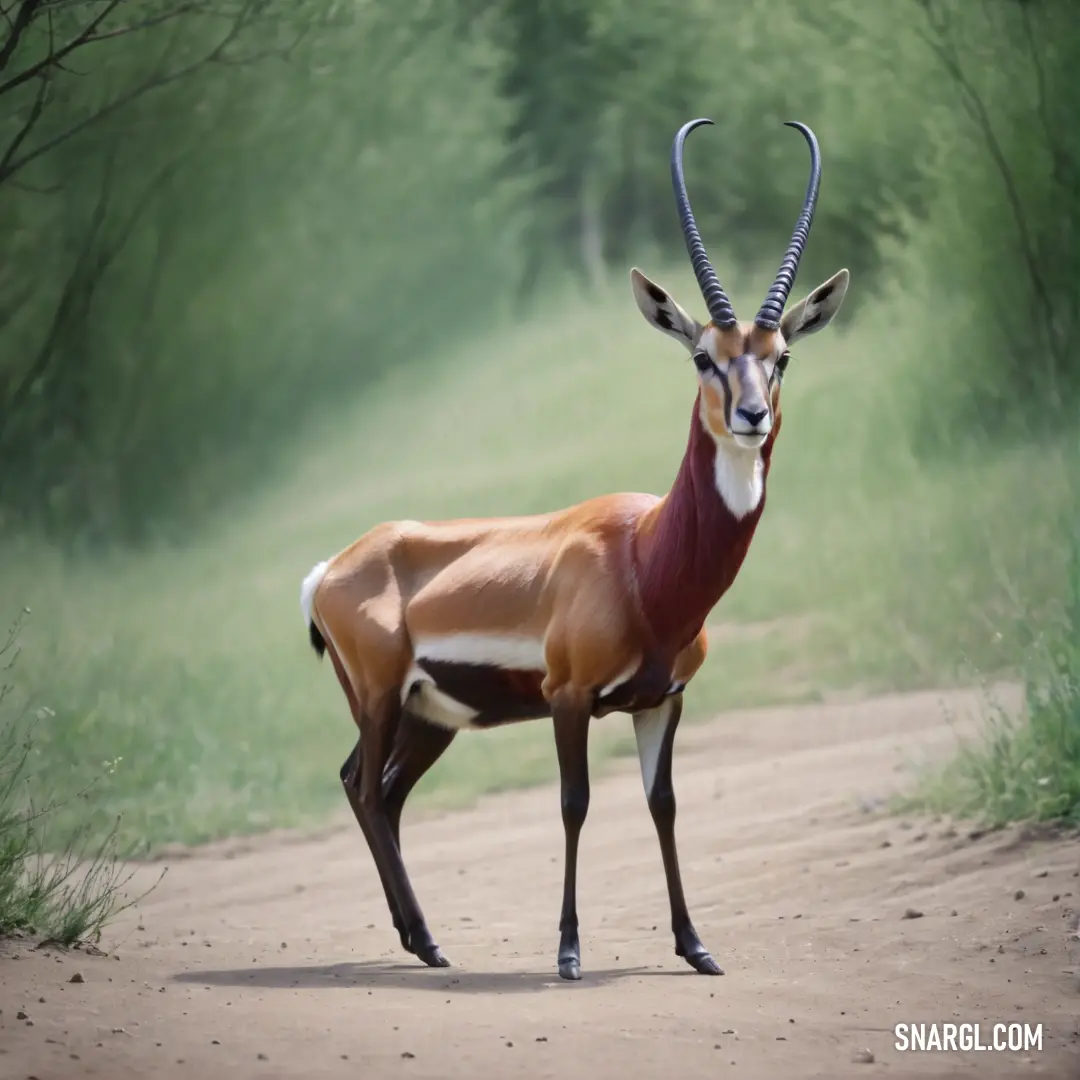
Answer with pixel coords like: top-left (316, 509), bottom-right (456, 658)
top-left (413, 632), bottom-right (546, 671)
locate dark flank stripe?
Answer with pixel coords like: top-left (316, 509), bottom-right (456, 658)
top-left (412, 657), bottom-right (691, 726)
top-left (413, 659), bottom-right (550, 726)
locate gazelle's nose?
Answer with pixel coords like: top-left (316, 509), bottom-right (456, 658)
top-left (735, 405), bottom-right (768, 428)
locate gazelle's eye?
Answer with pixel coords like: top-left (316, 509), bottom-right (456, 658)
top-left (693, 350), bottom-right (717, 375)
top-left (774, 351), bottom-right (791, 382)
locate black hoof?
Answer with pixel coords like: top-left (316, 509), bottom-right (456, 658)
top-left (674, 924), bottom-right (724, 975)
top-left (406, 924), bottom-right (450, 968)
top-left (683, 949), bottom-right (724, 975)
top-left (416, 944), bottom-right (451, 968)
top-left (557, 925), bottom-right (581, 981)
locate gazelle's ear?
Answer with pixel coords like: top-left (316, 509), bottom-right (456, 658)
top-left (780, 269), bottom-right (849, 346)
top-left (630, 268), bottom-right (702, 352)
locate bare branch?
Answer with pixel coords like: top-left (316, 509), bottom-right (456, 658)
top-left (0, 63), bottom-right (48, 177)
top-left (99, 148), bottom-right (190, 268)
top-left (0, 143), bottom-right (115, 431)
top-left (7, 173), bottom-right (59, 193)
top-left (212, 24), bottom-right (308, 66)
top-left (0, 0), bottom-right (121, 97)
top-left (116, 200), bottom-right (182, 455)
top-left (66, 2), bottom-right (209, 44)
top-left (0, 606), bottom-right (28, 660)
top-left (0, 144), bottom-right (192, 439)
top-left (1019, 2), bottom-right (1075, 191)
top-left (0, 2), bottom-right (269, 98)
top-left (0, 0), bottom-right (43, 75)
top-left (0, 0), bottom-right (52, 174)
top-left (0, 1), bottom-right (303, 185)
top-left (6, 1), bottom-right (311, 71)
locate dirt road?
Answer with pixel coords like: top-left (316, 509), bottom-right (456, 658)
top-left (2, 686), bottom-right (1078, 1079)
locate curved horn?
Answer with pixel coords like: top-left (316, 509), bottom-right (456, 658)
top-left (671, 118), bottom-right (737, 329)
top-left (754, 121), bottom-right (822, 331)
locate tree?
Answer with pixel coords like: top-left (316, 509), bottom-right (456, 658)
top-left (0, 0), bottom-right (524, 542)
top-left (913, 0), bottom-right (1078, 427)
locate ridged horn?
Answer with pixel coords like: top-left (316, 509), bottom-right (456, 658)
top-left (754, 121), bottom-right (822, 331)
top-left (671, 118), bottom-right (737, 330)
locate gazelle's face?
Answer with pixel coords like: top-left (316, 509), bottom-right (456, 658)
top-left (630, 267), bottom-right (850, 451)
top-left (692, 323), bottom-right (785, 450)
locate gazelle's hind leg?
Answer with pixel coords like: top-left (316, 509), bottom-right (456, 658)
top-left (354, 690), bottom-right (451, 968)
top-left (340, 741), bottom-right (409, 950)
top-left (325, 631), bottom-right (450, 963)
top-left (327, 640), bottom-right (410, 951)
top-left (314, 559), bottom-right (451, 965)
top-left (382, 710), bottom-right (456, 852)
top-left (339, 716), bottom-right (455, 953)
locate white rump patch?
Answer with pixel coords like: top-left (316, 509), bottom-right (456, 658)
top-left (713, 445), bottom-right (764, 519)
top-left (633, 699), bottom-right (675, 798)
top-left (300, 559), bottom-right (330, 629)
top-left (413, 632), bottom-right (546, 672)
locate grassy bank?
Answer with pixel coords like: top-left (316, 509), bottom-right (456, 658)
top-left (0, 611), bottom-right (147, 943)
top-left (903, 523), bottom-right (1080, 827)
top-left (1, 264), bottom-right (1070, 851)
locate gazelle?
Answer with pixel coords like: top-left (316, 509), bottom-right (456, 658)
top-left (301, 118), bottom-right (849, 981)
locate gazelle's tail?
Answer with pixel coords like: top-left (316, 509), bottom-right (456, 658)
top-left (299, 559), bottom-right (330, 659)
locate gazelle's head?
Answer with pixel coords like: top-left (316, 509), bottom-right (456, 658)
top-left (632, 119), bottom-right (849, 451)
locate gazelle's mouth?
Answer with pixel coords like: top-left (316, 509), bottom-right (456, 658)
top-left (731, 431), bottom-right (768, 450)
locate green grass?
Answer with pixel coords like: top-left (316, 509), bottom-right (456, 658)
top-left (0, 263), bottom-right (1071, 851)
top-left (902, 535), bottom-right (1080, 827)
top-left (0, 610), bottom-right (152, 944)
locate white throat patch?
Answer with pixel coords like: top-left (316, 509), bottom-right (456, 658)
top-left (713, 442), bottom-right (764, 519)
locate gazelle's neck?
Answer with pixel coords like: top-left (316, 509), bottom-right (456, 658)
top-left (635, 392), bottom-right (775, 655)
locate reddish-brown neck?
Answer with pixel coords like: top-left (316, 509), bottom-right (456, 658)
top-left (634, 392), bottom-right (777, 657)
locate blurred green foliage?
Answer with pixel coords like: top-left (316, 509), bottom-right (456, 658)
top-left (902, 0), bottom-right (1079, 441)
top-left (465, 0), bottom-right (943, 300)
top-left (0, 1), bottom-right (525, 540)
top-left (0, 0), bottom-right (1074, 544)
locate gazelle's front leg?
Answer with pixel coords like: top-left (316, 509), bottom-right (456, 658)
top-left (632, 695), bottom-right (723, 975)
top-left (551, 693), bottom-right (592, 980)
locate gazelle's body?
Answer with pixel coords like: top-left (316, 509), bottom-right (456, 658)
top-left (301, 118), bottom-right (849, 981)
top-left (306, 387), bottom-right (772, 736)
